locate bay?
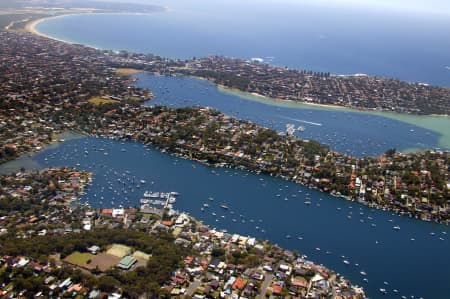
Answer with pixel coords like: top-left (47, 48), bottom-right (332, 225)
top-left (21, 2), bottom-right (450, 298)
top-left (2, 137), bottom-right (449, 299)
top-left (136, 73), bottom-right (448, 157)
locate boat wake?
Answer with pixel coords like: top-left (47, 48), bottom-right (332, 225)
top-left (282, 116), bottom-right (323, 126)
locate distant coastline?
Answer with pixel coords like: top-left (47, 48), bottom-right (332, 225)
top-left (25, 11), bottom-right (168, 48)
top-left (23, 13), bottom-right (450, 151)
top-left (25, 14), bottom-right (79, 44)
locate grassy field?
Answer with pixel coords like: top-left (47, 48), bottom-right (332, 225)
top-left (106, 244), bottom-right (132, 258)
top-left (114, 68), bottom-right (142, 76)
top-left (132, 250), bottom-right (151, 261)
top-left (64, 251), bottom-right (94, 267)
top-left (88, 97), bottom-right (120, 105)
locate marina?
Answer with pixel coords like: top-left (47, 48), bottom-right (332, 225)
top-left (2, 137), bottom-right (449, 299)
top-left (7, 4), bottom-right (450, 298)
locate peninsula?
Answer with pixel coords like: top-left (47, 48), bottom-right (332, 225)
top-left (0, 30), bottom-right (448, 224)
top-left (112, 55), bottom-right (450, 116)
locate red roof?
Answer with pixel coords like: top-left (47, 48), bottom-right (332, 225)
top-left (102, 209), bottom-right (113, 215)
top-left (232, 277), bottom-right (246, 290)
top-left (162, 220), bottom-right (173, 227)
top-left (272, 284), bottom-right (282, 295)
top-left (171, 275), bottom-right (186, 285)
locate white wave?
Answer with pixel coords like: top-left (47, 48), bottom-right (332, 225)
top-left (282, 116), bottom-right (323, 126)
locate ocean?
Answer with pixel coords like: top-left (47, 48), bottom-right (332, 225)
top-left (35, 1), bottom-right (450, 86)
top-left (25, 2), bottom-right (450, 297)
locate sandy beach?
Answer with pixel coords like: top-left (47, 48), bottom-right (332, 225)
top-left (24, 14), bottom-right (80, 45)
top-left (20, 11), bottom-right (450, 150)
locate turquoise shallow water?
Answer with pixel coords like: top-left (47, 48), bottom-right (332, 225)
top-left (25, 2), bottom-right (450, 297)
top-left (1, 137), bottom-right (448, 299)
top-left (136, 73), bottom-right (447, 157)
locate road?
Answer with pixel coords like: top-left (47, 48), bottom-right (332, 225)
top-left (186, 279), bottom-right (201, 296)
top-left (257, 273), bottom-right (274, 299)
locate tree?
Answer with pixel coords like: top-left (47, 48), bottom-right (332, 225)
top-left (98, 275), bottom-right (121, 292)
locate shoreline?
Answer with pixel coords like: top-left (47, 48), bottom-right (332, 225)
top-left (23, 11), bottom-right (169, 50)
top-left (24, 13), bottom-right (81, 44)
top-left (22, 14), bottom-right (450, 150)
top-left (0, 130), bottom-right (86, 174)
top-left (190, 76), bottom-right (450, 119)
top-left (214, 84), bottom-right (450, 149)
top-left (24, 14), bottom-right (450, 121)
top-left (218, 83), bottom-right (450, 118)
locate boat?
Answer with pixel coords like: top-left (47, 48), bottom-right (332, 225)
top-left (203, 203), bottom-right (209, 208)
top-left (343, 260), bottom-right (350, 265)
top-left (220, 204), bottom-right (229, 210)
top-left (304, 201), bottom-right (311, 205)
top-left (360, 271), bottom-right (367, 276)
top-left (379, 288), bottom-right (387, 294)
top-left (140, 180), bottom-right (146, 184)
top-left (393, 225), bottom-right (400, 230)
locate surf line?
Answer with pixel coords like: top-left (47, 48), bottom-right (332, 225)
top-left (281, 116), bottom-right (323, 126)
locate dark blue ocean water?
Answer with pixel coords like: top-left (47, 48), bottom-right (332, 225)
top-left (27, 2), bottom-right (450, 297)
top-left (9, 137), bottom-right (446, 299)
top-left (35, 3), bottom-right (450, 86)
top-left (136, 73), bottom-right (441, 157)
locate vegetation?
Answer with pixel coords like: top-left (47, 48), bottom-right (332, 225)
top-left (64, 252), bottom-right (94, 267)
top-left (0, 229), bottom-right (188, 298)
top-left (88, 97), bottom-right (120, 106)
top-left (114, 68), bottom-right (142, 76)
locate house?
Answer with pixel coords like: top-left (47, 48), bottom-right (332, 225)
top-left (209, 258), bottom-right (221, 269)
top-left (101, 209), bottom-right (113, 216)
top-left (112, 208), bottom-right (124, 218)
top-left (87, 245), bottom-right (101, 255)
top-left (272, 284), bottom-right (282, 295)
top-left (232, 277), bottom-right (246, 290)
top-left (117, 256), bottom-right (137, 270)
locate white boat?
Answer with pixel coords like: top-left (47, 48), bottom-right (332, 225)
top-left (393, 225), bottom-right (400, 230)
top-left (343, 260), bottom-right (350, 265)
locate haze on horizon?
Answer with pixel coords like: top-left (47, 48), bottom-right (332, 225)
top-left (100, 0), bottom-right (450, 17)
